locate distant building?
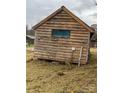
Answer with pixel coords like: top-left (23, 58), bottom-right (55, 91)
top-left (90, 24), bottom-right (97, 47)
top-left (26, 25), bottom-right (35, 45)
top-left (26, 35), bottom-right (35, 45)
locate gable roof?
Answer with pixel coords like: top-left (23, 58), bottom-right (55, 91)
top-left (32, 6), bottom-right (93, 32)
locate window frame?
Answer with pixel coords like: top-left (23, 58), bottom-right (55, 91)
top-left (52, 29), bottom-right (70, 39)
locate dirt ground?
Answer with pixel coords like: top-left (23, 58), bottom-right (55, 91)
top-left (26, 48), bottom-right (97, 93)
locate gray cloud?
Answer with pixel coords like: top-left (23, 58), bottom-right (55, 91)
top-left (72, 0), bottom-right (96, 13)
top-left (26, 0), bottom-right (97, 27)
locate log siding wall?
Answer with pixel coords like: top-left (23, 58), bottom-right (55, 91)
top-left (34, 10), bottom-right (90, 64)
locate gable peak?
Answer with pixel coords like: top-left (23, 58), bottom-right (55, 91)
top-left (61, 6), bottom-right (66, 9)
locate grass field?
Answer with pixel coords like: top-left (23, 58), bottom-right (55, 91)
top-left (26, 48), bottom-right (97, 93)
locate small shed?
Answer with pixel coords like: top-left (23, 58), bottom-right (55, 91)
top-left (26, 35), bottom-right (35, 45)
top-left (33, 6), bottom-right (93, 65)
top-left (90, 24), bottom-right (97, 47)
top-left (90, 32), bottom-right (97, 47)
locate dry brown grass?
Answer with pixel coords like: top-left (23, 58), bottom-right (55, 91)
top-left (26, 47), bottom-right (34, 62)
top-left (26, 47), bottom-right (97, 93)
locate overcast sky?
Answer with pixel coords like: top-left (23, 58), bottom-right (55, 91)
top-left (26, 0), bottom-right (97, 27)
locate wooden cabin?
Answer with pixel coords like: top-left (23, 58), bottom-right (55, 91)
top-left (32, 6), bottom-right (93, 65)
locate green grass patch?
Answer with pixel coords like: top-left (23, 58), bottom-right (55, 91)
top-left (26, 44), bottom-right (34, 48)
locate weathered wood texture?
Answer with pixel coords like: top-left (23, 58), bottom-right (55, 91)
top-left (34, 10), bottom-right (90, 64)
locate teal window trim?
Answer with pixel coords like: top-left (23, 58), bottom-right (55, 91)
top-left (52, 29), bottom-right (70, 38)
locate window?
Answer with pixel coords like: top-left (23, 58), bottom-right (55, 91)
top-left (52, 29), bottom-right (70, 38)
